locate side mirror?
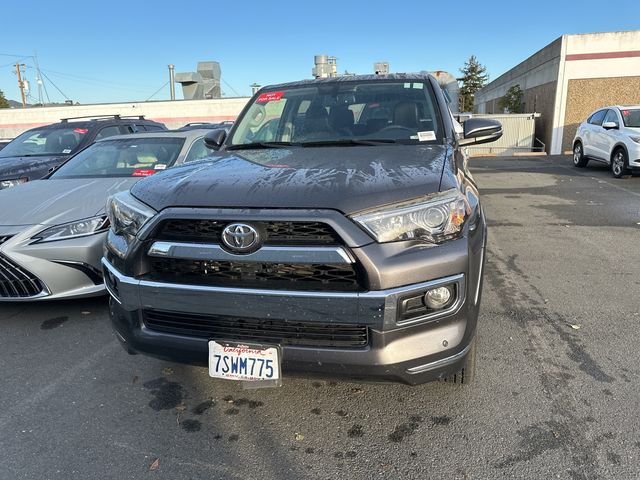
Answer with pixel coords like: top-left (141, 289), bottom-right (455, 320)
top-left (602, 121), bottom-right (619, 130)
top-left (204, 129), bottom-right (227, 150)
top-left (459, 118), bottom-right (503, 146)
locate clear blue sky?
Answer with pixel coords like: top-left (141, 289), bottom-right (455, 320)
top-left (1, 0), bottom-right (638, 105)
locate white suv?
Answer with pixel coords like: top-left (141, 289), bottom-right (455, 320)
top-left (572, 105), bottom-right (640, 178)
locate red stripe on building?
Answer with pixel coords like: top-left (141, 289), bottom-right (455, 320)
top-left (565, 50), bottom-right (640, 61)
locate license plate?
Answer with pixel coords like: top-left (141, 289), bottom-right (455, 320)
top-left (208, 341), bottom-right (280, 381)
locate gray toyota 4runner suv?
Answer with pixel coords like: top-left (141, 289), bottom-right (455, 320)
top-left (103, 74), bottom-right (501, 386)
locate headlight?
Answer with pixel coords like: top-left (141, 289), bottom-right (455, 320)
top-left (106, 191), bottom-right (156, 240)
top-left (31, 216), bottom-right (110, 243)
top-left (0, 178), bottom-right (28, 190)
top-left (351, 189), bottom-right (468, 244)
top-left (630, 136), bottom-right (640, 144)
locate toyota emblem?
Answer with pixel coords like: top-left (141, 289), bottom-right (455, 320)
top-left (221, 223), bottom-right (261, 253)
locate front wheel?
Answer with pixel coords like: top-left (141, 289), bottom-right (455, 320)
top-left (573, 142), bottom-right (588, 167)
top-left (611, 149), bottom-right (630, 178)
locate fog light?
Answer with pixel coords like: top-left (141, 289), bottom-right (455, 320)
top-left (424, 286), bottom-right (453, 309)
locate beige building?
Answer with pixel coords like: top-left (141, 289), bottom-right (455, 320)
top-left (475, 30), bottom-right (640, 154)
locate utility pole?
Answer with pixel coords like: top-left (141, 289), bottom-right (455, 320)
top-left (14, 63), bottom-right (27, 108)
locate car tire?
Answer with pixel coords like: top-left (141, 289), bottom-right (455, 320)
top-left (611, 148), bottom-right (631, 178)
top-left (573, 142), bottom-right (588, 167)
top-left (441, 337), bottom-right (476, 385)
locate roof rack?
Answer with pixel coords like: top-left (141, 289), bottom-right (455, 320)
top-left (60, 114), bottom-right (146, 122)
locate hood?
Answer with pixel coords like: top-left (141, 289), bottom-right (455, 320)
top-left (0, 154), bottom-right (67, 180)
top-left (0, 177), bottom-right (139, 227)
top-left (132, 145), bottom-right (451, 214)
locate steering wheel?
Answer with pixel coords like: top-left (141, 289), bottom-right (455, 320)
top-left (376, 125), bottom-right (416, 134)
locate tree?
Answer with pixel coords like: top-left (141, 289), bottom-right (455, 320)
top-left (458, 55), bottom-right (489, 112)
top-left (499, 84), bottom-right (524, 113)
top-left (0, 90), bottom-right (9, 109)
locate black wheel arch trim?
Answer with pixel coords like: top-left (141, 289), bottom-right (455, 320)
top-left (52, 260), bottom-right (104, 285)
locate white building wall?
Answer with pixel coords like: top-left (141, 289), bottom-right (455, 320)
top-left (0, 97), bottom-right (251, 138)
top-left (550, 30), bottom-right (640, 153)
top-left (475, 37), bottom-right (562, 109)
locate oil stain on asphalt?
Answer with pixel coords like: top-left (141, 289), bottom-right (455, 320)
top-left (143, 377), bottom-right (184, 411)
top-left (40, 316), bottom-right (69, 330)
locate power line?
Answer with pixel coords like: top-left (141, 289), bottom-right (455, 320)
top-left (35, 66), bottom-right (153, 92)
top-left (38, 70), bottom-right (70, 101)
top-left (221, 78), bottom-right (241, 97)
top-left (145, 81), bottom-right (169, 101)
top-left (33, 52), bottom-right (50, 104)
top-left (0, 53), bottom-right (34, 58)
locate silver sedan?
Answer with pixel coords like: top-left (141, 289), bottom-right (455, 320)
top-left (0, 129), bottom-right (217, 301)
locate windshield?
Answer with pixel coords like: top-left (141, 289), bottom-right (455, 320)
top-left (51, 137), bottom-right (184, 179)
top-left (0, 127), bottom-right (87, 158)
top-left (621, 108), bottom-right (640, 128)
top-left (230, 80), bottom-right (443, 147)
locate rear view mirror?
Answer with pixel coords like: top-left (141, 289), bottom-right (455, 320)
top-left (459, 118), bottom-right (503, 146)
top-left (602, 121), bottom-right (619, 130)
top-left (204, 129), bottom-right (227, 150)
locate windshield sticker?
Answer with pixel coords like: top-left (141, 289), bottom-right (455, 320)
top-left (132, 169), bottom-right (156, 177)
top-left (417, 131), bottom-right (436, 142)
top-left (154, 164), bottom-right (167, 170)
top-left (62, 148), bottom-right (72, 154)
top-left (73, 128), bottom-right (88, 134)
top-left (256, 91), bottom-right (284, 103)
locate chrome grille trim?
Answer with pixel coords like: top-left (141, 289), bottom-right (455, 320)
top-left (148, 242), bottom-right (354, 264)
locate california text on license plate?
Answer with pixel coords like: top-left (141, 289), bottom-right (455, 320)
top-left (208, 341), bottom-right (281, 381)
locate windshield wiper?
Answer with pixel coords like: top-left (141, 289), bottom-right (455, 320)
top-left (226, 142), bottom-right (294, 150)
top-left (297, 139), bottom-right (399, 147)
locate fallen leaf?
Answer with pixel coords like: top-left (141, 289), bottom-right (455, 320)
top-left (132, 375), bottom-right (139, 384)
top-left (351, 387), bottom-right (364, 394)
top-left (569, 324), bottom-right (581, 330)
top-left (175, 403), bottom-right (187, 412)
top-left (162, 367), bottom-right (174, 376)
top-left (149, 458), bottom-right (160, 471)
top-left (294, 433), bottom-right (304, 441)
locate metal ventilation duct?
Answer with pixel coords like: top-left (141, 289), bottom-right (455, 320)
top-left (175, 61), bottom-right (222, 100)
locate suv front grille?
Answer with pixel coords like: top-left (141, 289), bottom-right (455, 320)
top-left (154, 220), bottom-right (342, 245)
top-left (0, 254), bottom-right (45, 298)
top-left (145, 258), bottom-right (363, 292)
top-left (142, 309), bottom-right (369, 348)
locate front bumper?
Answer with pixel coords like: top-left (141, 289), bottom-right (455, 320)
top-left (0, 226), bottom-right (106, 301)
top-left (628, 142), bottom-right (640, 168)
top-left (104, 232), bottom-right (485, 385)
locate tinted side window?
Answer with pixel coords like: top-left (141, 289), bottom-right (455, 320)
top-left (144, 124), bottom-right (165, 132)
top-left (95, 126), bottom-right (122, 140)
top-left (588, 110), bottom-right (606, 126)
top-left (183, 138), bottom-right (210, 163)
top-left (603, 110), bottom-right (618, 125)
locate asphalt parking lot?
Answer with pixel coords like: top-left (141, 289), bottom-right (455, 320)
top-left (1, 155), bottom-right (639, 480)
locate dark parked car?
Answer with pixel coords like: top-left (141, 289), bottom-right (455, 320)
top-left (0, 115), bottom-right (166, 190)
top-left (104, 74), bottom-right (502, 386)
